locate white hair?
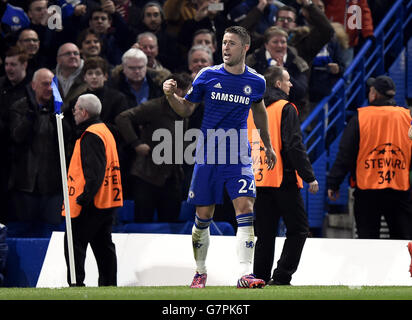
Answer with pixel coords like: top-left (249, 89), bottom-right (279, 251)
top-left (122, 48), bottom-right (148, 65)
top-left (137, 32), bottom-right (158, 45)
top-left (77, 94), bottom-right (102, 117)
top-left (188, 45), bottom-right (213, 64)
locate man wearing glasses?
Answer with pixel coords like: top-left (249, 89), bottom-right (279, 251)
top-left (26, 0), bottom-right (61, 70)
top-left (55, 43), bottom-right (87, 105)
top-left (16, 29), bottom-right (47, 76)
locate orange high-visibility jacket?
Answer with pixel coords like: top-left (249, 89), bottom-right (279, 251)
top-left (356, 106), bottom-right (412, 190)
top-left (247, 99), bottom-right (303, 188)
top-left (62, 123), bottom-right (123, 218)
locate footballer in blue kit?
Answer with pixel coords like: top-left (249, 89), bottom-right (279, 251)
top-left (163, 26), bottom-right (276, 289)
top-left (185, 63), bottom-right (266, 205)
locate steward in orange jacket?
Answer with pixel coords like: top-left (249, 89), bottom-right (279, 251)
top-left (63, 94), bottom-right (122, 287)
top-left (248, 66), bottom-right (318, 286)
top-left (327, 75), bottom-right (412, 239)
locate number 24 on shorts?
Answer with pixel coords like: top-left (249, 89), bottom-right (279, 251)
top-left (238, 179), bottom-right (256, 194)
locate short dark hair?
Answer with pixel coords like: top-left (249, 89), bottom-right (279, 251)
top-left (276, 5), bottom-right (297, 19)
top-left (264, 66), bottom-right (285, 87)
top-left (193, 29), bottom-right (217, 47)
top-left (224, 26), bottom-right (250, 46)
top-left (141, 1), bottom-right (164, 20)
top-left (89, 7), bottom-right (112, 21)
top-left (83, 56), bottom-right (109, 75)
top-left (76, 28), bottom-right (102, 48)
top-left (6, 46), bottom-right (29, 64)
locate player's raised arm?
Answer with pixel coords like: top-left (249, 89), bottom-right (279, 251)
top-left (251, 99), bottom-right (277, 170)
top-left (163, 78), bottom-right (197, 117)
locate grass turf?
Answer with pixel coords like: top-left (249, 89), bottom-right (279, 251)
top-left (0, 286), bottom-right (412, 300)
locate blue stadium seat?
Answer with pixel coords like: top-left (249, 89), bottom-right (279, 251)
top-left (116, 200), bottom-right (135, 224)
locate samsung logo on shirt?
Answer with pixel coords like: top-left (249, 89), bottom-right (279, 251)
top-left (210, 91), bottom-right (250, 105)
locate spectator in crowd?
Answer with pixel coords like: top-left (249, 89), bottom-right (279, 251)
top-left (16, 29), bottom-right (42, 77)
top-left (55, 42), bottom-right (87, 105)
top-left (177, 0), bottom-right (232, 59)
top-left (26, 0), bottom-right (60, 68)
top-left (246, 26), bottom-right (309, 114)
top-left (76, 28), bottom-right (104, 62)
top-left (191, 28), bottom-right (220, 64)
top-left (65, 56), bottom-right (128, 154)
top-left (112, 0), bottom-right (145, 37)
top-left (275, 1), bottom-right (334, 66)
top-left (324, 0), bottom-right (374, 69)
top-left (0, 46), bottom-right (30, 104)
top-left (59, 0), bottom-right (101, 42)
top-left (79, 56), bottom-right (127, 127)
top-left (8, 68), bottom-right (64, 237)
top-left (307, 0), bottom-right (346, 107)
top-left (87, 6), bottom-right (134, 66)
top-left (63, 93), bottom-right (123, 287)
top-left (108, 48), bottom-right (163, 108)
top-left (115, 72), bottom-right (192, 222)
top-left (248, 65), bottom-right (318, 285)
top-left (133, 1), bottom-right (181, 71)
top-left (0, 46), bottom-right (31, 223)
top-left (327, 75), bottom-right (412, 239)
top-left (134, 32), bottom-right (172, 86)
top-left (27, 0), bottom-right (49, 27)
top-left (163, 0), bottom-right (197, 37)
top-left (108, 48), bottom-right (163, 198)
top-left (187, 44), bottom-right (213, 80)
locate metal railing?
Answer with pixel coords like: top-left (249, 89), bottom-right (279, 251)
top-left (301, 0), bottom-right (412, 161)
top-left (299, 0), bottom-right (412, 231)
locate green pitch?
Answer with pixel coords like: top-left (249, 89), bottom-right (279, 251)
top-left (0, 286), bottom-right (412, 300)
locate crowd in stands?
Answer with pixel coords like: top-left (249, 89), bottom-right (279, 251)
top-left (0, 0), bottom-right (383, 237)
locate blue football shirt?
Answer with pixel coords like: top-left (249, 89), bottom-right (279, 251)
top-left (185, 64), bottom-right (266, 165)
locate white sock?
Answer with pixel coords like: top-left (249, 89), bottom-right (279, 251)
top-left (236, 213), bottom-right (255, 277)
top-left (192, 221), bottom-right (210, 274)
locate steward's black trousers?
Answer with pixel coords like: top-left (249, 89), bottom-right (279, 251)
top-left (64, 205), bottom-right (117, 287)
top-left (354, 188), bottom-right (412, 239)
top-left (253, 184), bottom-right (309, 284)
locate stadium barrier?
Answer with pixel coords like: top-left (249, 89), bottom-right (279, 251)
top-left (37, 232), bottom-right (411, 287)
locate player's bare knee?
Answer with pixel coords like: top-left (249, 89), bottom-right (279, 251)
top-left (233, 197), bottom-right (254, 215)
top-left (196, 205), bottom-right (215, 220)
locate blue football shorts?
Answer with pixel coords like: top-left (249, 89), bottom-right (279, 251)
top-left (187, 163), bottom-right (256, 205)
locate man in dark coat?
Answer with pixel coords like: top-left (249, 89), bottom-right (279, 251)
top-left (8, 68), bottom-right (65, 236)
top-left (115, 72), bottom-right (192, 222)
top-left (0, 46), bottom-right (31, 223)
